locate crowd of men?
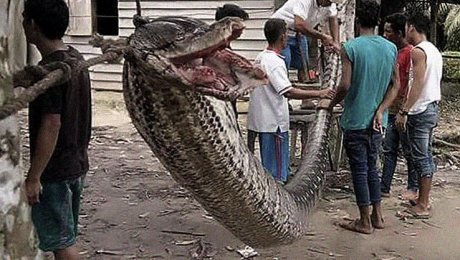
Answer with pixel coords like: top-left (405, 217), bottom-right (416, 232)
top-left (18, 0), bottom-right (442, 258)
top-left (250, 0), bottom-right (441, 234)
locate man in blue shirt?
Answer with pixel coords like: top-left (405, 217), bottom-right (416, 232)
top-left (320, 0), bottom-right (398, 234)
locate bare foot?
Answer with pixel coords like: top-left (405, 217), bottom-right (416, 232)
top-left (400, 190), bottom-right (418, 201)
top-left (370, 214), bottom-right (384, 229)
top-left (339, 219), bottom-right (373, 234)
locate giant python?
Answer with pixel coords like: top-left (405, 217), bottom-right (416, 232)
top-left (121, 14), bottom-right (341, 247)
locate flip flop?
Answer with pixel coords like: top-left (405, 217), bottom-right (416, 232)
top-left (404, 208), bottom-right (431, 219)
top-left (338, 219), bottom-right (373, 234)
top-left (408, 199), bottom-right (432, 210)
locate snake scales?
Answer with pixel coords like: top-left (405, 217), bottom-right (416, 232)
top-left (122, 15), bottom-right (341, 247)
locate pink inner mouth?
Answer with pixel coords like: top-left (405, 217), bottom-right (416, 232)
top-left (175, 48), bottom-right (266, 93)
top-left (159, 20), bottom-right (267, 99)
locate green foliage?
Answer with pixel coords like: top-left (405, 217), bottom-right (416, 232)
top-left (443, 52), bottom-right (460, 82)
top-left (445, 7), bottom-right (460, 51)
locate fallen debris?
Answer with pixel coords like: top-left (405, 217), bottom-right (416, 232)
top-left (421, 220), bottom-right (441, 229)
top-left (95, 249), bottom-right (125, 255)
top-left (189, 239), bottom-right (208, 260)
top-left (307, 247), bottom-right (329, 255)
top-left (434, 138), bottom-right (460, 150)
top-left (158, 209), bottom-right (180, 217)
top-left (237, 246), bottom-right (259, 259)
top-left (138, 212), bottom-right (151, 218)
top-left (202, 214), bottom-right (214, 220)
top-left (161, 229), bottom-right (206, 236)
top-left (401, 231), bottom-right (417, 237)
top-left (175, 239), bottom-right (200, 246)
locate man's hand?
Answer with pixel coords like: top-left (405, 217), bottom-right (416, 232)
top-left (319, 88), bottom-right (336, 99)
top-left (321, 34), bottom-right (334, 47)
top-left (325, 42), bottom-right (341, 54)
top-left (396, 113), bottom-right (408, 132)
top-left (316, 89), bottom-right (335, 110)
top-left (373, 110), bottom-right (384, 134)
top-left (25, 177), bottom-right (41, 205)
top-left (317, 99), bottom-right (332, 110)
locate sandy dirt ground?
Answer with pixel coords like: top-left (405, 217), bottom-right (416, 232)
top-left (22, 90), bottom-right (460, 260)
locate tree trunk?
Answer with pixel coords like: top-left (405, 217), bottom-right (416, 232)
top-left (430, 0), bottom-right (439, 45)
top-left (0, 0), bottom-right (41, 258)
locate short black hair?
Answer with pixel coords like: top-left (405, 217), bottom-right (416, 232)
top-left (385, 12), bottom-right (407, 37)
top-left (23, 0), bottom-right (69, 40)
top-left (264, 19), bottom-right (286, 44)
top-left (215, 4), bottom-right (249, 21)
top-left (356, 0), bottom-right (380, 28)
top-left (407, 12), bottom-right (430, 35)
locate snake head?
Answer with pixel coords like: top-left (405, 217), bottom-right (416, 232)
top-left (126, 16), bottom-right (267, 101)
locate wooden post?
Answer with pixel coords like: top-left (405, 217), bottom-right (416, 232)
top-left (430, 0), bottom-right (438, 45)
top-left (0, 0), bottom-right (41, 258)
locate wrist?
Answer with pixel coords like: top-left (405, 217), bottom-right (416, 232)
top-left (26, 171), bottom-right (41, 182)
top-left (398, 109), bottom-right (409, 116)
top-left (320, 33), bottom-right (327, 41)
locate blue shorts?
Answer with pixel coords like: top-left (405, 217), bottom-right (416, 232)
top-left (32, 177), bottom-right (83, 252)
top-left (280, 35), bottom-right (309, 70)
top-left (258, 130), bottom-right (290, 182)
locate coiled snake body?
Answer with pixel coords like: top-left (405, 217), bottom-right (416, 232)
top-left (122, 15), bottom-right (340, 247)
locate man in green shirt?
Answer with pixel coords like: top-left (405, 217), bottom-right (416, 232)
top-left (320, 0), bottom-right (398, 234)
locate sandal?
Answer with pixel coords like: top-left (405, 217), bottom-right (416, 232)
top-left (404, 208), bottom-right (431, 219)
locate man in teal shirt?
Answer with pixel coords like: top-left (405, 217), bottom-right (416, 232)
top-left (320, 0), bottom-right (398, 234)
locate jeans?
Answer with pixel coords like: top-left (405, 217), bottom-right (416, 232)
top-left (406, 102), bottom-right (439, 178)
top-left (380, 114), bottom-right (418, 193)
top-left (280, 35), bottom-right (308, 70)
top-left (344, 129), bottom-right (383, 207)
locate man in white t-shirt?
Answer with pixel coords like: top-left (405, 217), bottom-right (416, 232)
top-left (394, 13), bottom-right (442, 219)
top-left (271, 0), bottom-right (342, 82)
top-left (247, 18), bottom-right (334, 183)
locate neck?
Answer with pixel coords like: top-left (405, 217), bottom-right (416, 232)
top-left (395, 39), bottom-right (409, 50)
top-left (359, 27), bottom-right (375, 36)
top-left (411, 34), bottom-right (427, 46)
top-left (267, 43), bottom-right (283, 53)
top-left (35, 38), bottom-right (67, 57)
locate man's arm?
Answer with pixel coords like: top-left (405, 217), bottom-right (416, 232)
top-left (401, 48), bottom-right (426, 112)
top-left (328, 16), bottom-right (339, 43)
top-left (328, 48), bottom-right (352, 108)
top-left (395, 48), bottom-right (426, 132)
top-left (284, 87), bottom-right (334, 99)
top-left (294, 15), bottom-right (333, 44)
top-left (373, 64), bottom-right (401, 131)
top-left (25, 114), bottom-right (61, 204)
top-left (377, 65), bottom-right (401, 113)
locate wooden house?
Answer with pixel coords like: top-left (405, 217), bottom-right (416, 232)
top-left (64, 0), bottom-right (274, 91)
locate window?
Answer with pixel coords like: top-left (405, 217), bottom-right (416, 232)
top-left (94, 0), bottom-right (118, 36)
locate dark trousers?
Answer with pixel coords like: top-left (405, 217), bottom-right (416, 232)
top-left (380, 114), bottom-right (418, 193)
top-left (344, 129), bottom-right (383, 207)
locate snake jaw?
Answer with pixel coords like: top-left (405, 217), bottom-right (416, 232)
top-left (128, 16), bottom-right (267, 101)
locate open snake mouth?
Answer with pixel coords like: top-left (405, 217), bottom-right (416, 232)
top-left (127, 16), bottom-right (267, 100)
